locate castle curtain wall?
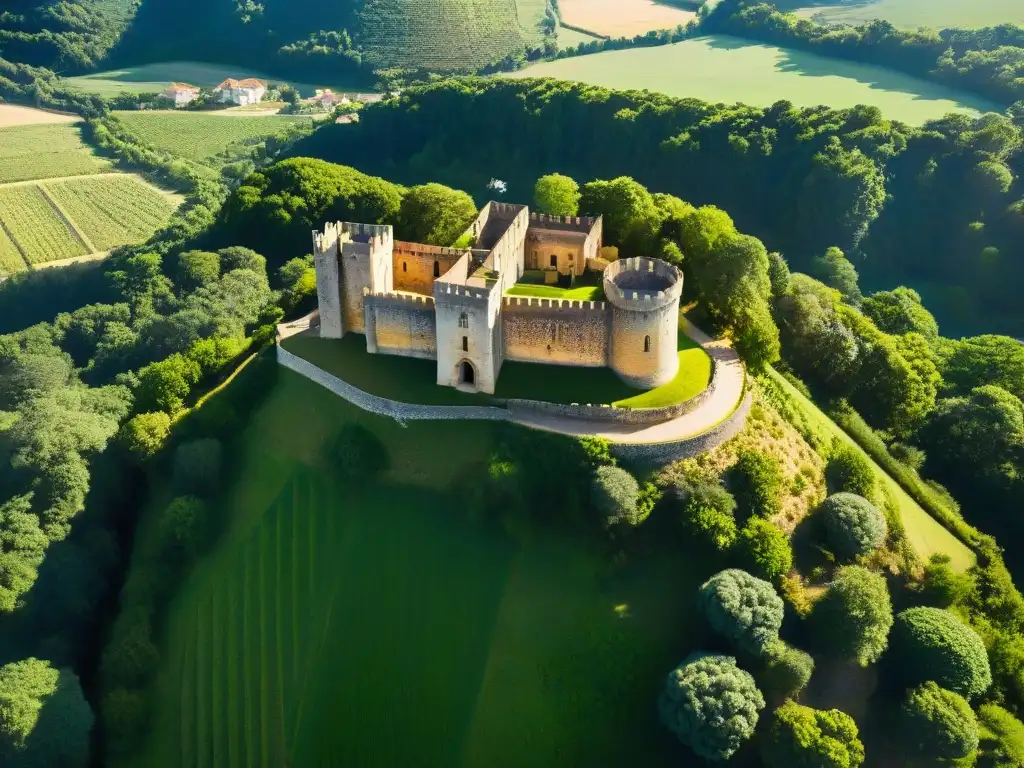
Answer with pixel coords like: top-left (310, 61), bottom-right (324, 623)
top-left (392, 242), bottom-right (467, 295)
top-left (526, 230), bottom-right (588, 273)
top-left (364, 294), bottom-right (437, 359)
top-left (501, 297), bottom-right (609, 367)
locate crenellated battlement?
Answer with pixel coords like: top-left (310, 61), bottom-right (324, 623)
top-left (488, 201), bottom-right (526, 218)
top-left (502, 295), bottom-right (608, 313)
top-left (394, 241), bottom-right (471, 259)
top-left (435, 283), bottom-right (493, 301)
top-left (603, 256), bottom-right (683, 312)
top-left (364, 289), bottom-right (436, 308)
top-left (527, 211), bottom-right (601, 232)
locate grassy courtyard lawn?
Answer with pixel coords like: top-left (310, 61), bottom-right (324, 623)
top-left (765, 368), bottom-right (975, 572)
top-left (285, 328), bottom-right (711, 408)
top-left (505, 35), bottom-right (998, 124)
top-left (125, 366), bottom-right (717, 767)
top-left (507, 270), bottom-right (606, 301)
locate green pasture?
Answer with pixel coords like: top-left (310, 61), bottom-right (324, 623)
top-left (505, 34), bottom-right (1000, 124)
top-left (282, 328), bottom-right (712, 407)
top-left (781, 0), bottom-right (1024, 30)
top-left (66, 61), bottom-right (370, 98)
top-left (764, 368), bottom-right (975, 571)
top-left (507, 269), bottom-right (606, 300)
top-left (130, 367), bottom-right (714, 767)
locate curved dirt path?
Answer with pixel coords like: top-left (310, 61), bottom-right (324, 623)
top-left (277, 313), bottom-right (746, 445)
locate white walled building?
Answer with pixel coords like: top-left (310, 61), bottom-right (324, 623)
top-left (213, 78), bottom-right (267, 106)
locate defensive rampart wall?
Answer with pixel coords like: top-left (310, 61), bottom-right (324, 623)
top-left (501, 296), bottom-right (609, 367)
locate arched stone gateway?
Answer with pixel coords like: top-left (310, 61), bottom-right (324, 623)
top-left (458, 360), bottom-right (476, 386)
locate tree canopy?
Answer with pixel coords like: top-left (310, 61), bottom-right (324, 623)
top-left (900, 681), bottom-right (979, 761)
top-left (533, 173), bottom-right (581, 216)
top-left (699, 568), bottom-right (785, 656)
top-left (818, 493), bottom-right (886, 558)
top-left (762, 700), bottom-right (864, 768)
top-left (812, 565), bottom-right (893, 666)
top-left (889, 607), bottom-right (992, 699)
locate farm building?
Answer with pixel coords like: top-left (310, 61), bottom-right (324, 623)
top-left (304, 90), bottom-right (349, 109)
top-left (213, 78), bottom-right (267, 106)
top-left (158, 83), bottom-right (200, 107)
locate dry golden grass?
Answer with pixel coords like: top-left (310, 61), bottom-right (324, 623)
top-left (0, 105), bottom-right (80, 127)
top-left (658, 383), bottom-right (827, 532)
top-left (558, 0), bottom-right (696, 38)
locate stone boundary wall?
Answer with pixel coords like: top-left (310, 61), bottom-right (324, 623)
top-left (506, 355), bottom-right (718, 425)
top-left (501, 296), bottom-right (607, 311)
top-left (611, 392), bottom-right (753, 466)
top-left (276, 346), bottom-right (509, 422)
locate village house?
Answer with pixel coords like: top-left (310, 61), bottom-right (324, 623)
top-left (213, 78), bottom-right (267, 106)
top-left (158, 83), bottom-right (200, 107)
top-left (304, 89), bottom-right (349, 110)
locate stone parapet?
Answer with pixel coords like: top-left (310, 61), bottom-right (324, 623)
top-left (603, 257), bottom-right (684, 312)
top-left (501, 295), bottom-right (607, 312)
top-left (365, 290), bottom-right (436, 308)
top-left (528, 211), bottom-right (601, 232)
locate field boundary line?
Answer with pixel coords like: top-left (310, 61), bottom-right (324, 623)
top-left (37, 183), bottom-right (97, 253)
top-left (0, 171), bottom-right (122, 190)
top-left (559, 20), bottom-right (610, 39)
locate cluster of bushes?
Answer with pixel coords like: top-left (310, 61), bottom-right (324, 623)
top-left (705, 0), bottom-right (1024, 105)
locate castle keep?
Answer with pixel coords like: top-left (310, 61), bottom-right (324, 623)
top-left (312, 202), bottom-right (683, 394)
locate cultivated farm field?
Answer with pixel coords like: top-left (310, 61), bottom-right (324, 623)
top-left (780, 0), bottom-right (1024, 30)
top-left (112, 111), bottom-right (313, 163)
top-left (0, 123), bottom-right (111, 183)
top-left (126, 368), bottom-right (715, 768)
top-left (0, 104), bottom-right (80, 127)
top-left (506, 34), bottom-right (999, 124)
top-left (0, 186), bottom-right (88, 265)
top-left (44, 176), bottom-right (179, 251)
top-left (558, 0), bottom-right (696, 38)
top-left (0, 227), bottom-right (26, 273)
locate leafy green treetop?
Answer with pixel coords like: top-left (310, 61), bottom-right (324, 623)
top-left (699, 568), bottom-right (784, 656)
top-left (533, 173), bottom-right (580, 216)
top-left (762, 700), bottom-right (865, 768)
top-left (900, 681), bottom-right (979, 761)
top-left (812, 565), bottom-right (893, 666)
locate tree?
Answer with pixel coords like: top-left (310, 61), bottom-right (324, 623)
top-left (0, 659), bottom-right (91, 767)
top-left (738, 518), bottom-right (793, 581)
top-left (900, 681), bottom-right (979, 761)
top-left (862, 287), bottom-right (939, 341)
top-left (767, 252), bottom-right (791, 300)
top-left (217, 246), bottom-right (266, 276)
top-left (811, 246), bottom-right (862, 305)
top-left (818, 493), bottom-right (886, 558)
top-left (157, 496), bottom-right (209, 569)
top-left (761, 640), bottom-right (815, 699)
top-left (699, 568), bottom-right (784, 656)
top-left (579, 176), bottom-right (658, 252)
top-left (322, 423), bottom-right (389, 480)
top-left (172, 438), bottom-right (223, 497)
top-left (396, 183), bottom-right (478, 245)
top-left (825, 444), bottom-right (875, 498)
top-left (889, 607), bottom-right (992, 699)
top-left (920, 554), bottom-right (974, 608)
top-left (730, 449), bottom-right (785, 518)
top-left (590, 465), bottom-right (641, 528)
top-left (120, 411), bottom-right (171, 460)
top-left (175, 250), bottom-right (220, 292)
top-left (533, 173), bottom-right (580, 216)
top-left (133, 353), bottom-right (201, 414)
top-left (938, 335), bottom-right (1024, 401)
top-left (762, 701), bottom-right (865, 768)
top-left (812, 565), bottom-right (893, 666)
top-left (673, 481), bottom-right (738, 551)
top-left (658, 653), bottom-right (765, 761)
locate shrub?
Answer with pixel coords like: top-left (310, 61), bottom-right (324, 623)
top-left (675, 481), bottom-right (738, 551)
top-left (920, 553), bottom-right (974, 608)
top-left (120, 411), bottom-right (171, 460)
top-left (760, 640), bottom-right (815, 699)
top-left (699, 568), bottom-right (784, 656)
top-left (900, 681), bottom-right (979, 760)
top-left (100, 608), bottom-right (159, 690)
top-left (819, 493), bottom-right (886, 558)
top-left (762, 701), bottom-right (864, 768)
top-left (322, 422), bottom-right (389, 480)
top-left (635, 481), bottom-right (661, 526)
top-left (658, 653), bottom-right (765, 761)
top-left (172, 438), bottom-right (223, 497)
top-left (889, 607), bottom-right (992, 699)
top-left (156, 496), bottom-right (209, 569)
top-left (101, 687), bottom-right (149, 756)
top-left (578, 436), bottom-right (615, 468)
top-left (977, 704), bottom-right (1024, 767)
top-left (889, 441), bottom-right (926, 471)
top-left (591, 465), bottom-right (641, 528)
top-left (779, 573), bottom-right (814, 618)
top-left (730, 450), bottom-right (785, 518)
top-left (738, 518), bottom-right (793, 581)
top-left (826, 444), bottom-right (875, 498)
top-left (812, 565), bottom-right (893, 666)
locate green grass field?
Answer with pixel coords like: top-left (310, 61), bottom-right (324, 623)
top-left (505, 34), bottom-right (1000, 124)
top-left (128, 366), bottom-right (714, 767)
top-left (112, 111), bottom-right (313, 164)
top-left (781, 0), bottom-right (1024, 29)
top-left (66, 61), bottom-right (368, 98)
top-left (0, 123), bottom-right (111, 184)
top-left (43, 176), bottom-right (179, 251)
top-left (0, 186), bottom-right (88, 265)
top-left (765, 368), bottom-right (975, 571)
top-left (283, 328), bottom-right (712, 408)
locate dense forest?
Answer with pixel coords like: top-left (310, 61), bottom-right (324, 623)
top-left (706, 0), bottom-right (1024, 107)
top-left (291, 77), bottom-right (1024, 337)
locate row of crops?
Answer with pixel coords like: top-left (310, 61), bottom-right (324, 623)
top-left (45, 176), bottom-right (179, 251)
top-left (359, 0), bottom-right (530, 71)
top-left (0, 176), bottom-right (180, 274)
top-left (112, 112), bottom-right (313, 163)
top-left (0, 124), bottom-right (111, 184)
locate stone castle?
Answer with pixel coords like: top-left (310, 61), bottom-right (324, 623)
top-left (312, 201), bottom-right (683, 394)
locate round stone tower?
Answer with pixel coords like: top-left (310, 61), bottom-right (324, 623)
top-left (604, 257), bottom-right (684, 388)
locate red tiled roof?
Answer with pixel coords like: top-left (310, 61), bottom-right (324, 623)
top-left (215, 77), bottom-right (267, 90)
top-left (166, 83), bottom-right (199, 93)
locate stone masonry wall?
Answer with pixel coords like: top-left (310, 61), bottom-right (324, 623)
top-left (525, 229), bottom-right (587, 273)
top-left (365, 293), bottom-right (437, 359)
top-left (392, 241), bottom-right (467, 295)
top-left (501, 296), bottom-right (609, 367)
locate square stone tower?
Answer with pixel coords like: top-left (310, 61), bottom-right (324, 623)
top-left (312, 222), bottom-right (393, 338)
